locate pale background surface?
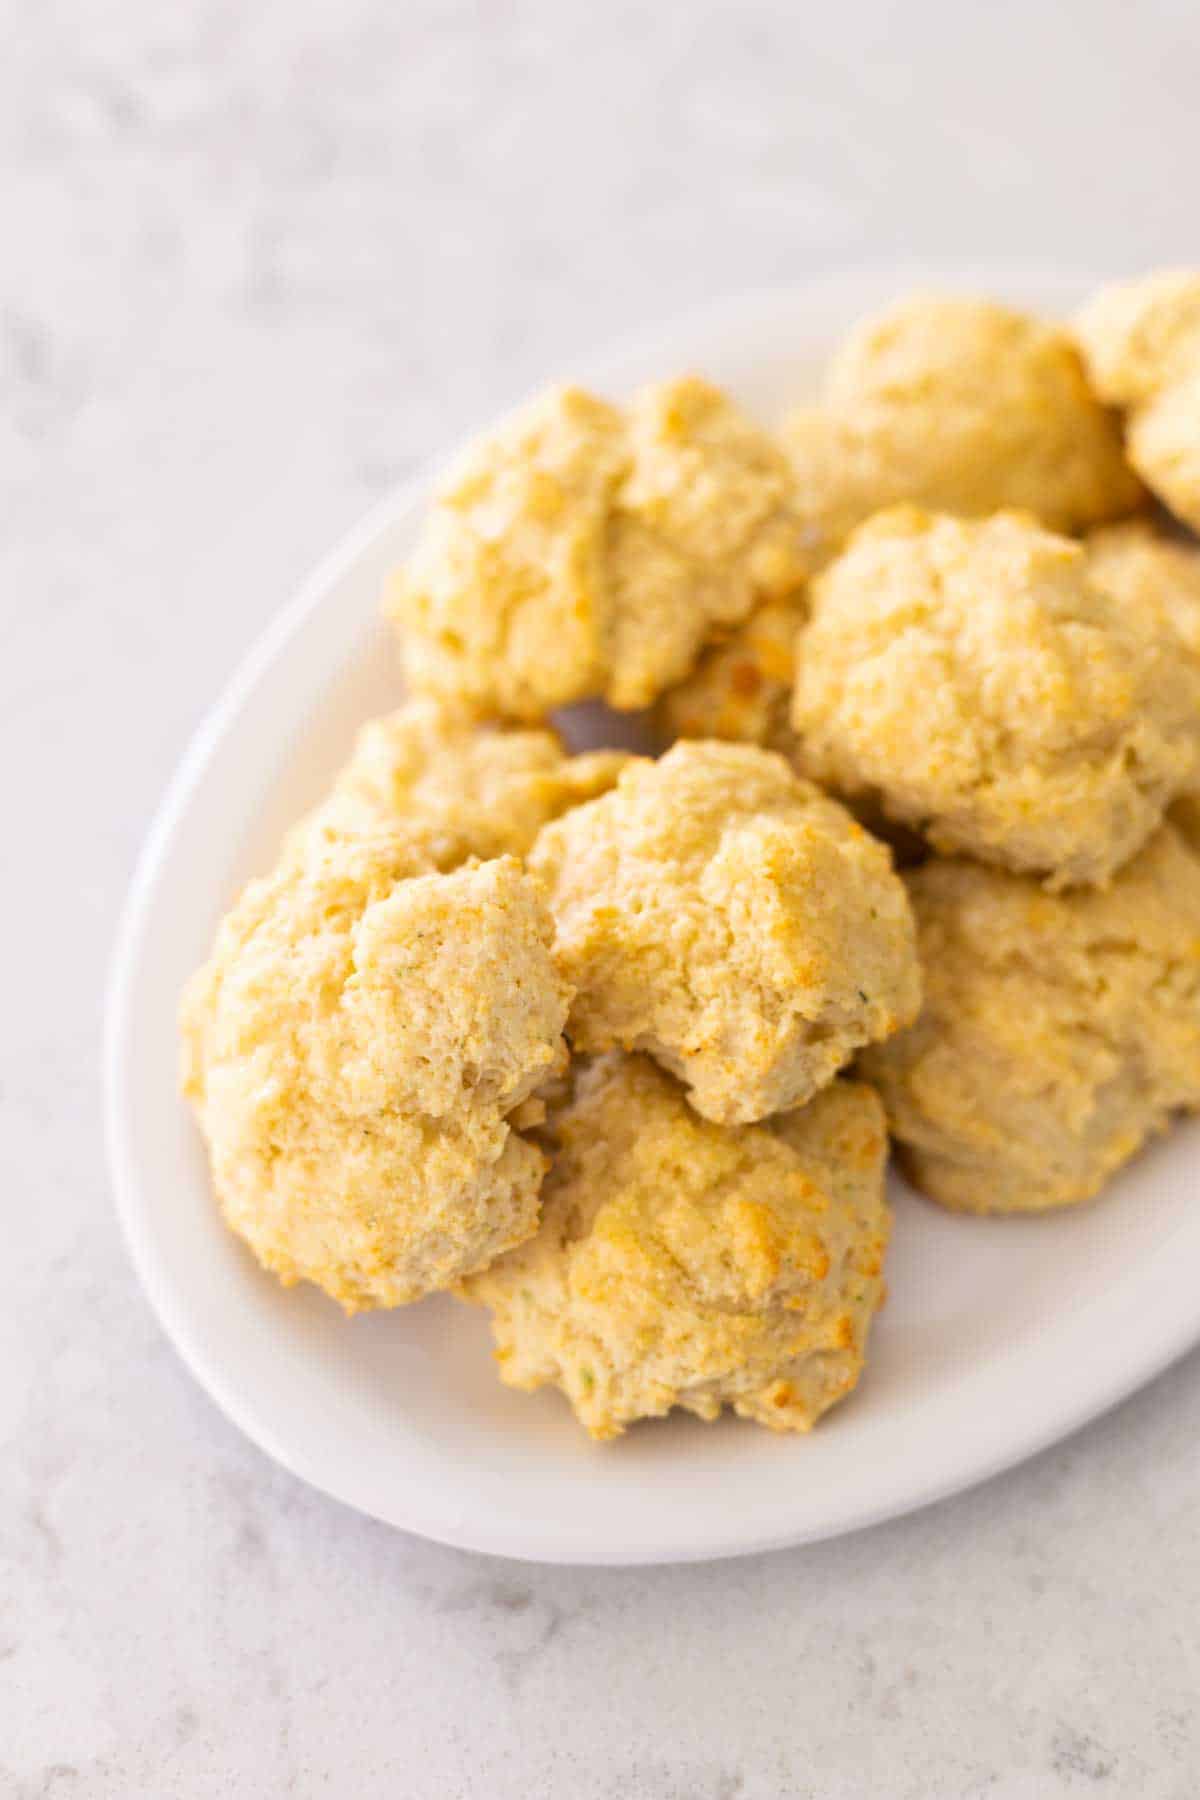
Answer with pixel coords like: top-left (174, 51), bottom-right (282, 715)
top-left (5, 2), bottom-right (1200, 1795)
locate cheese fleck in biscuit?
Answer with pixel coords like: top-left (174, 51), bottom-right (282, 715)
top-left (657, 594), bottom-right (807, 757)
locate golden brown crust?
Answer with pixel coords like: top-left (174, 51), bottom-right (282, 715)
top-left (529, 740), bottom-right (920, 1124)
top-left (461, 1056), bottom-right (890, 1438)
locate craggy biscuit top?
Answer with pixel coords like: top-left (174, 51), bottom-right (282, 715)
top-left (1075, 271), bottom-right (1200, 533)
top-left (181, 842), bottom-right (571, 1310)
top-left (780, 295), bottom-right (1141, 543)
top-left (388, 378), bottom-right (813, 719)
top-left (289, 696), bottom-right (629, 867)
top-left (529, 740), bottom-right (920, 1124)
top-left (460, 1054), bottom-right (890, 1438)
top-left (388, 387), bottom-right (625, 720)
top-left (862, 826), bottom-right (1200, 1214)
top-left (792, 507), bottom-right (1200, 887)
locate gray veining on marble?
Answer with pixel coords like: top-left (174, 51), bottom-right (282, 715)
top-left (4, 2), bottom-right (1200, 1793)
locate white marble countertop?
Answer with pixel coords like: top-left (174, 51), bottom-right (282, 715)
top-left (6, 3), bottom-right (1200, 1793)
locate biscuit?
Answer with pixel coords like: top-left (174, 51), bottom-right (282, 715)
top-left (181, 841), bottom-right (571, 1311)
top-left (777, 296), bottom-right (1140, 555)
top-left (1074, 272), bottom-right (1200, 404)
top-left (290, 697), bottom-right (628, 866)
top-left (815, 294), bottom-right (1142, 531)
top-left (1075, 272), bottom-right (1200, 532)
top-left (460, 1055), bottom-right (890, 1438)
top-left (791, 508), bottom-right (1200, 887)
top-left (388, 378), bottom-right (813, 719)
top-left (861, 826), bottom-right (1200, 1213)
top-left (529, 741), bottom-right (920, 1124)
top-left (1085, 520), bottom-right (1200, 662)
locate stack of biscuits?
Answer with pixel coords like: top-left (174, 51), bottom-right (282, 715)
top-left (182, 273), bottom-right (1200, 1441)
